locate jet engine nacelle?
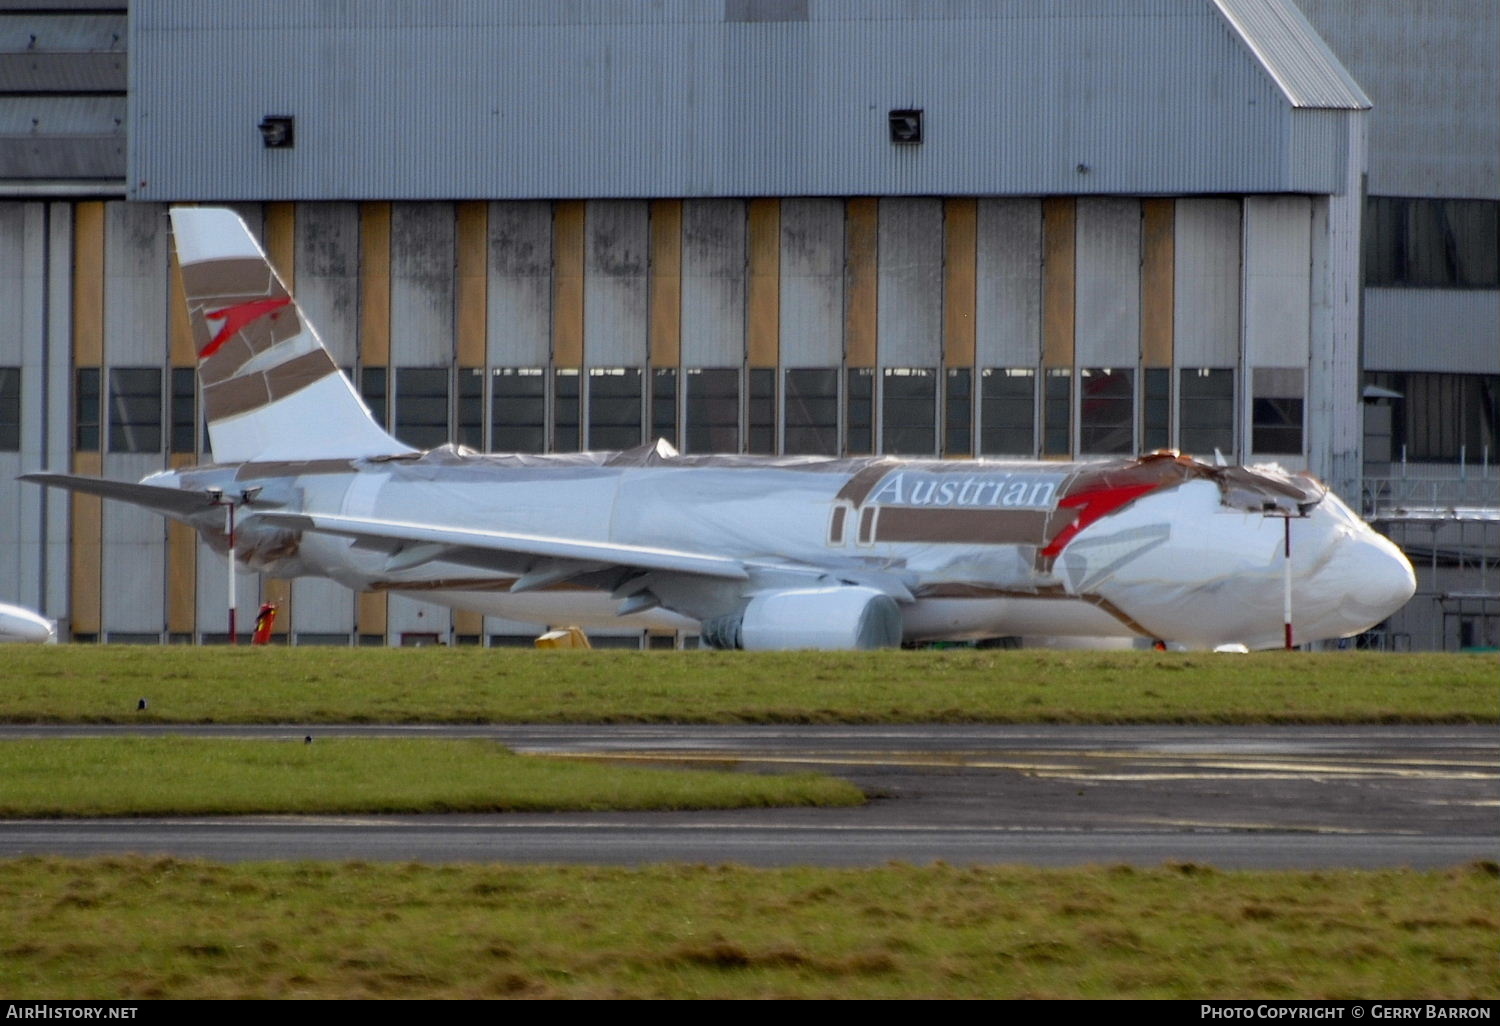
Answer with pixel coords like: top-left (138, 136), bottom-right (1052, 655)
top-left (700, 586), bottom-right (903, 651)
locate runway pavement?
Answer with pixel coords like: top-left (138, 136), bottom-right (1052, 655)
top-left (1, 724), bottom-right (1495, 868)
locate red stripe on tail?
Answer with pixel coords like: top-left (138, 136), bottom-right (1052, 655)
top-left (200, 296), bottom-right (292, 359)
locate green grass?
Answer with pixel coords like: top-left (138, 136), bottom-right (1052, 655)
top-left (2, 650), bottom-right (1494, 999)
top-left (0, 737), bottom-right (862, 817)
top-left (1, 857), bottom-right (1494, 999)
top-left (1, 646), bottom-right (1494, 724)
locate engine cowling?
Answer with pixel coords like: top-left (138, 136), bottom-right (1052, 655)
top-left (700, 586), bottom-right (903, 651)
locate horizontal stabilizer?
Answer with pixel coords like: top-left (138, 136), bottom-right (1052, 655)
top-left (20, 473), bottom-right (215, 518)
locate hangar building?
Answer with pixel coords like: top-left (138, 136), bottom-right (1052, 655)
top-left (0, 0), bottom-right (1494, 647)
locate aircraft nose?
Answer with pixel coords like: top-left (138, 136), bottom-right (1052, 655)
top-left (1310, 529), bottom-right (1416, 636)
top-left (1361, 533), bottom-right (1417, 616)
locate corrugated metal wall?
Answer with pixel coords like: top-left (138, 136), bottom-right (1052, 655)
top-left (975, 199), bottom-right (1041, 370)
top-left (1296, 0), bottom-right (1498, 425)
top-left (1173, 198), bottom-right (1242, 368)
top-left (0, 202), bottom-right (69, 617)
top-left (0, 7), bottom-right (126, 183)
top-left (584, 201), bottom-right (649, 369)
top-left (486, 202), bottom-right (552, 367)
top-left (1074, 198), bottom-right (1140, 369)
top-left (778, 198), bottom-right (842, 369)
top-left (681, 200), bottom-right (746, 371)
top-left (1364, 291), bottom-right (1500, 375)
top-left (129, 0), bottom-right (1359, 201)
top-left (1297, 0), bottom-right (1499, 200)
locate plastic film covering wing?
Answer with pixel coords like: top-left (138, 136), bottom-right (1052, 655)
top-left (248, 511), bottom-right (751, 584)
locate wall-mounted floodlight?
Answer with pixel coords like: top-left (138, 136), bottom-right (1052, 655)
top-left (258, 115), bottom-right (294, 149)
top-left (888, 109), bottom-right (922, 145)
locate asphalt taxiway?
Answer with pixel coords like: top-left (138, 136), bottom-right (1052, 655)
top-left (1, 724), bottom-right (1494, 867)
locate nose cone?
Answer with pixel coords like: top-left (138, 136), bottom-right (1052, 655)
top-left (1360, 532), bottom-right (1418, 617)
top-left (1302, 529), bottom-right (1416, 641)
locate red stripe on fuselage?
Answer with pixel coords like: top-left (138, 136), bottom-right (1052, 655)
top-left (1041, 482), bottom-right (1160, 558)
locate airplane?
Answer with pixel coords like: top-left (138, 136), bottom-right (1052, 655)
top-left (0, 601), bottom-right (56, 644)
top-left (22, 207), bottom-right (1416, 651)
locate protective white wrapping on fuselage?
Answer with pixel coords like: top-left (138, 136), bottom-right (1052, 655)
top-left (1058, 480), bottom-right (1415, 649)
top-left (149, 447), bottom-right (1416, 648)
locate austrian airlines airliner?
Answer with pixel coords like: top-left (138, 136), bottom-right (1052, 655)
top-left (24, 208), bottom-right (1415, 650)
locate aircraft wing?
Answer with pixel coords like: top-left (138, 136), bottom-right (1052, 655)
top-left (19, 473), bottom-right (222, 519)
top-left (250, 511), bottom-right (752, 583)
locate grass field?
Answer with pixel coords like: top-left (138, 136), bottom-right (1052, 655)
top-left (2, 858), bottom-right (1494, 999)
top-left (0, 737), bottom-right (862, 817)
top-left (3, 646), bottom-right (1494, 999)
top-left (3, 646), bottom-right (1495, 724)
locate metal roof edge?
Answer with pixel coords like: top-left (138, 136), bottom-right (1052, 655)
top-left (1211, 0), bottom-right (1371, 110)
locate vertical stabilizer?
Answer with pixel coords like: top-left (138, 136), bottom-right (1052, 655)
top-left (170, 207), bottom-right (412, 463)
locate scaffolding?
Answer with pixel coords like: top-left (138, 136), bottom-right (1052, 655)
top-left (1362, 471), bottom-right (1500, 651)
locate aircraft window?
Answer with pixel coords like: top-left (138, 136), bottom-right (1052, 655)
top-left (1252, 367), bottom-right (1304, 455)
top-left (394, 367), bottom-right (451, 450)
top-left (1179, 367), bottom-right (1235, 458)
top-left (945, 368), bottom-right (972, 457)
top-left (980, 367), bottom-right (1035, 456)
top-left (75, 368), bottom-right (101, 451)
top-left (1042, 368), bottom-right (1071, 457)
top-left (846, 368), bottom-right (874, 455)
top-left (882, 367), bottom-right (936, 456)
top-left (169, 367), bottom-right (198, 454)
top-left (747, 368), bottom-right (775, 454)
top-left (107, 367), bottom-right (163, 454)
top-left (1142, 367), bottom-right (1171, 452)
top-left (457, 368), bottom-right (484, 450)
top-left (828, 505), bottom-right (847, 545)
top-left (651, 368), bottom-right (678, 446)
top-left (685, 367), bottom-right (739, 454)
top-left (785, 367), bottom-right (839, 456)
top-left (553, 368), bottom-right (581, 452)
top-left (588, 367), bottom-right (643, 451)
top-left (359, 367), bottom-right (389, 430)
top-left (491, 367), bottom-right (545, 453)
top-left (1080, 367), bottom-right (1134, 454)
top-left (0, 367), bottom-right (20, 451)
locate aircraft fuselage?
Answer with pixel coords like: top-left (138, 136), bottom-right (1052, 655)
top-left (145, 446), bottom-right (1416, 650)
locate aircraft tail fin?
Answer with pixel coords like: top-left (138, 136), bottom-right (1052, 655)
top-left (170, 207), bottom-right (413, 464)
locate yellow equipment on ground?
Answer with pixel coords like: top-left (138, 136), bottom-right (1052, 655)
top-left (534, 626), bottom-right (591, 649)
